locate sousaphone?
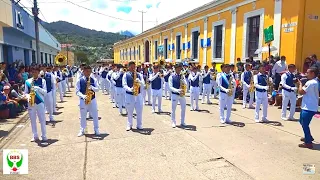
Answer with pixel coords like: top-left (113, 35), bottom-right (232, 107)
top-left (55, 53), bottom-right (67, 65)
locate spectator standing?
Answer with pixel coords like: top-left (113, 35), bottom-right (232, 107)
top-left (272, 56), bottom-right (288, 90)
top-left (236, 58), bottom-right (244, 72)
top-left (297, 67), bottom-right (319, 149)
top-left (303, 57), bottom-right (313, 73)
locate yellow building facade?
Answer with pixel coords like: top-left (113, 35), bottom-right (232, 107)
top-left (114, 0), bottom-right (320, 70)
top-left (0, 0), bottom-right (13, 63)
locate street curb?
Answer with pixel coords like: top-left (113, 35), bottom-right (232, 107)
top-left (0, 111), bottom-right (29, 146)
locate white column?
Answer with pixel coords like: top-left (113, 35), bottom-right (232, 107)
top-left (273, 0), bottom-right (282, 56)
top-left (184, 24), bottom-right (188, 59)
top-left (159, 33), bottom-right (162, 60)
top-left (230, 7), bottom-right (237, 64)
top-left (0, 44), bottom-right (3, 63)
top-left (150, 38), bottom-right (153, 63)
top-left (170, 30), bottom-right (173, 59)
top-left (202, 17), bottom-right (208, 68)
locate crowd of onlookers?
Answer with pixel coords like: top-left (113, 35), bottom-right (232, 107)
top-left (0, 61), bottom-right (35, 119)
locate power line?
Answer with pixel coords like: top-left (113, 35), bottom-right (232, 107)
top-left (64, 0), bottom-right (155, 23)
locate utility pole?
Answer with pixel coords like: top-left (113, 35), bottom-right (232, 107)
top-left (32, 0), bottom-right (41, 64)
top-left (66, 34), bottom-right (69, 65)
top-left (138, 10), bottom-right (147, 33)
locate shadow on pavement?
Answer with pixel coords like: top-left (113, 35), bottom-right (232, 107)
top-left (86, 117), bottom-right (102, 120)
top-left (132, 128), bottom-right (154, 135)
top-left (63, 95), bottom-right (72, 98)
top-left (37, 139), bottom-right (59, 147)
top-left (156, 111), bottom-right (171, 116)
top-left (312, 144), bottom-right (320, 151)
top-left (263, 121), bottom-right (283, 126)
top-left (56, 107), bottom-right (64, 110)
top-left (177, 125), bottom-right (197, 131)
top-left (0, 130), bottom-right (9, 138)
top-left (196, 109), bottom-right (210, 114)
top-left (85, 133), bottom-right (109, 140)
top-left (53, 112), bottom-right (62, 115)
top-left (228, 121), bottom-right (245, 127)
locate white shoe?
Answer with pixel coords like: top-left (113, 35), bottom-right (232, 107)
top-left (42, 137), bottom-right (48, 142)
top-left (126, 126), bottom-right (132, 131)
top-left (225, 119), bottom-right (232, 124)
top-left (255, 119), bottom-right (262, 123)
top-left (152, 110), bottom-right (155, 113)
top-left (158, 109), bottom-right (163, 113)
top-left (220, 120), bottom-right (226, 124)
top-left (30, 137), bottom-right (40, 142)
top-left (262, 118), bottom-right (269, 122)
top-left (95, 130), bottom-right (100, 136)
top-left (201, 101), bottom-right (205, 104)
top-left (181, 123), bottom-right (187, 127)
top-left (171, 122), bottom-right (176, 128)
top-left (281, 117), bottom-right (288, 121)
top-left (77, 131), bottom-right (84, 137)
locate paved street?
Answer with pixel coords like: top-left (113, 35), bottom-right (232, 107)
top-left (0, 88), bottom-right (319, 180)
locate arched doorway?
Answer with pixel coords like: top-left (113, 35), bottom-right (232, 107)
top-left (144, 40), bottom-right (150, 62)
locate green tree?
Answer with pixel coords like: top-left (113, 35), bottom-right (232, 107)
top-left (75, 51), bottom-right (89, 64)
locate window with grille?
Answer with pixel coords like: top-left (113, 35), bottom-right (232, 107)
top-left (41, 52), bottom-right (43, 64)
top-left (247, 15), bottom-right (260, 57)
top-left (164, 39), bottom-right (168, 59)
top-left (192, 31), bottom-right (199, 59)
top-left (138, 46), bottom-right (141, 60)
top-left (154, 41), bottom-right (158, 60)
top-left (214, 25), bottom-right (223, 58)
top-left (134, 47), bottom-right (136, 60)
top-left (176, 35), bottom-right (181, 59)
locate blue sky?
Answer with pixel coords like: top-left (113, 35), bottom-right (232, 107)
top-left (20, 0), bottom-right (213, 34)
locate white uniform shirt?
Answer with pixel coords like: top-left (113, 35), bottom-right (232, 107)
top-left (241, 71), bottom-right (251, 88)
top-left (122, 72), bottom-right (145, 93)
top-left (112, 71), bottom-right (123, 86)
top-left (280, 72), bottom-right (297, 91)
top-left (217, 72), bottom-right (236, 92)
top-left (272, 60), bottom-right (287, 75)
top-left (301, 78), bottom-right (319, 112)
top-left (188, 72), bottom-right (200, 85)
top-left (24, 77), bottom-right (47, 102)
top-left (168, 72), bottom-right (187, 94)
top-left (75, 76), bottom-right (99, 99)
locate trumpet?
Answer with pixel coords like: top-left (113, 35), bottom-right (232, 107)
top-left (159, 70), bottom-right (164, 78)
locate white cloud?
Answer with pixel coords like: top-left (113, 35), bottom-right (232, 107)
top-left (20, 0), bottom-right (213, 34)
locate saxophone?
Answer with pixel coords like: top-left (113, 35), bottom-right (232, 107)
top-left (85, 78), bottom-right (94, 105)
top-left (227, 75), bottom-right (234, 97)
top-left (179, 72), bottom-right (187, 97)
top-left (249, 72), bottom-right (255, 93)
top-left (29, 78), bottom-right (36, 106)
top-left (133, 71), bottom-right (140, 96)
top-left (144, 73), bottom-right (150, 90)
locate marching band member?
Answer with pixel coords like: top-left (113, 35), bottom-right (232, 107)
top-left (169, 63), bottom-right (187, 128)
top-left (52, 66), bottom-right (58, 113)
top-left (112, 64), bottom-right (126, 114)
top-left (163, 65), bottom-right (172, 100)
top-left (183, 64), bottom-right (190, 93)
top-left (44, 66), bottom-right (56, 122)
top-left (67, 66), bottom-right (73, 90)
top-left (201, 65), bottom-right (212, 104)
top-left (241, 64), bottom-right (255, 109)
top-left (272, 56), bottom-right (287, 90)
top-left (107, 65), bottom-right (115, 103)
top-left (297, 67), bottom-right (319, 149)
top-left (54, 66), bottom-right (64, 103)
top-left (96, 66), bottom-right (101, 88)
top-left (210, 62), bottom-right (218, 98)
top-left (149, 65), bottom-right (163, 113)
top-left (61, 66), bottom-right (68, 95)
top-left (217, 64), bottom-right (236, 124)
top-left (122, 61), bottom-right (145, 131)
top-left (76, 63), bottom-right (85, 82)
top-left (142, 67), bottom-right (151, 105)
top-left (188, 66), bottom-right (200, 111)
top-left (281, 64), bottom-right (297, 120)
top-left (99, 65), bottom-right (109, 94)
top-left (76, 66), bottom-right (100, 137)
top-left (24, 67), bottom-right (48, 142)
top-left (254, 65), bottom-right (269, 123)
top-left (230, 64), bottom-right (238, 102)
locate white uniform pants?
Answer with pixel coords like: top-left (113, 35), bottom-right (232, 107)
top-left (79, 98), bottom-right (99, 132)
top-left (115, 87), bottom-right (125, 113)
top-left (202, 83), bottom-right (211, 103)
top-left (100, 78), bottom-right (108, 93)
top-left (211, 80), bottom-right (218, 97)
top-left (242, 87), bottom-right (254, 108)
top-left (66, 77), bottom-right (71, 91)
top-left (164, 82), bottom-right (171, 99)
top-left (28, 103), bottom-right (47, 139)
top-left (125, 94), bottom-right (143, 128)
top-left (255, 91), bottom-right (268, 121)
top-left (281, 90), bottom-right (296, 119)
top-left (171, 94), bottom-right (186, 125)
top-left (62, 80), bottom-right (67, 95)
top-left (190, 86), bottom-right (200, 110)
top-left (152, 89), bottom-right (162, 111)
top-left (143, 87), bottom-right (151, 104)
top-left (45, 91), bottom-right (54, 121)
top-left (57, 82), bottom-right (63, 102)
top-left (52, 89), bottom-right (57, 112)
top-left (219, 92), bottom-right (233, 123)
top-left (109, 84), bottom-right (115, 102)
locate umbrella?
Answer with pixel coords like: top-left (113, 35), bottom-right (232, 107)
top-left (255, 46), bottom-right (277, 54)
top-left (165, 59), bottom-right (173, 63)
